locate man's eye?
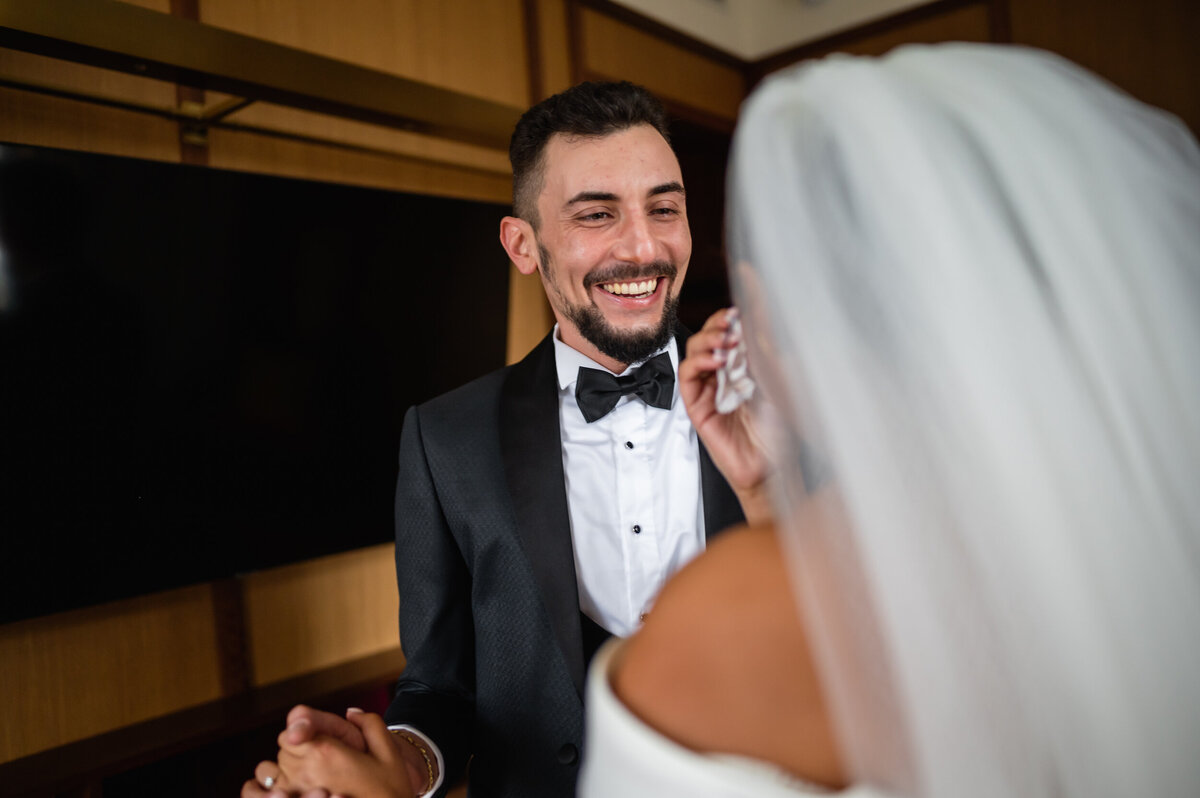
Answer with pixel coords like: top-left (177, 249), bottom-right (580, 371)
top-left (651, 207), bottom-right (680, 217)
top-left (581, 211), bottom-right (612, 221)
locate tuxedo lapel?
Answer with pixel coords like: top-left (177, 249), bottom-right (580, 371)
top-left (699, 440), bottom-right (744, 540)
top-left (672, 329), bottom-right (746, 541)
top-left (499, 334), bottom-right (587, 695)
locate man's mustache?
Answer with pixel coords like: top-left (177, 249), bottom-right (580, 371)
top-left (583, 261), bottom-right (678, 289)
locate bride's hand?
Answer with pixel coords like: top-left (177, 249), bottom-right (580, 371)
top-left (681, 308), bottom-right (773, 524)
top-left (277, 712), bottom-right (419, 798)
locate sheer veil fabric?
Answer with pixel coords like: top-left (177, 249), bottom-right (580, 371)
top-left (729, 45), bottom-right (1200, 798)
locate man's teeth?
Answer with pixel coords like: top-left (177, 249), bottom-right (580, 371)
top-left (601, 278), bottom-right (658, 296)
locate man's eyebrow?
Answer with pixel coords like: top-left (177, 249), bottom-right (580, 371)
top-left (563, 182), bottom-right (685, 208)
top-left (649, 181), bottom-right (685, 198)
top-left (565, 190), bottom-right (618, 206)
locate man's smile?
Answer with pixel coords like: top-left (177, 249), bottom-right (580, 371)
top-left (597, 277), bottom-right (660, 298)
top-left (584, 261), bottom-right (677, 307)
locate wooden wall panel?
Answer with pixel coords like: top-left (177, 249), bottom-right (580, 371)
top-left (206, 126), bottom-right (513, 203)
top-left (1007, 0), bottom-right (1199, 134)
top-left (199, 0), bottom-right (531, 109)
top-left (506, 265), bottom-right (554, 364)
top-left (811, 3), bottom-right (991, 57)
top-left (241, 543), bottom-right (400, 686)
top-left (578, 7), bottom-right (745, 122)
top-left (0, 586), bottom-right (224, 762)
top-left (756, 1), bottom-right (993, 76)
top-left (0, 85), bottom-right (181, 163)
top-left (0, 48), bottom-right (178, 109)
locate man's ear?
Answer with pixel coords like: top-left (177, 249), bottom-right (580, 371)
top-left (500, 216), bottom-right (541, 276)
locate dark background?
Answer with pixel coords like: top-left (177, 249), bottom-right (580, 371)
top-left (670, 119), bottom-right (734, 335)
top-left (0, 143), bottom-right (511, 624)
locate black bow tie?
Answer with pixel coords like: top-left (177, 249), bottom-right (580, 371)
top-left (575, 353), bottom-right (675, 423)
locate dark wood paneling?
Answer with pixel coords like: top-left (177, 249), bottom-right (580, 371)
top-left (751, 0), bottom-right (999, 85)
top-left (574, 0), bottom-right (746, 69)
top-left (672, 118), bottom-right (733, 332)
top-left (1008, 0), bottom-right (1199, 134)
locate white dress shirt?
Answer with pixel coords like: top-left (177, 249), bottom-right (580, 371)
top-left (553, 327), bottom-right (707, 637)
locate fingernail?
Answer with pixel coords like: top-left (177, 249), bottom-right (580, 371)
top-left (726, 307), bottom-right (739, 321)
top-left (713, 348), bottom-right (727, 363)
top-left (289, 717), bottom-right (310, 732)
top-left (346, 707), bottom-right (364, 714)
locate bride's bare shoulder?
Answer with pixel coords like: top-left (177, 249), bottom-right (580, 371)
top-left (612, 523), bottom-right (846, 788)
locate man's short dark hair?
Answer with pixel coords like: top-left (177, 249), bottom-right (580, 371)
top-left (509, 81), bottom-right (671, 228)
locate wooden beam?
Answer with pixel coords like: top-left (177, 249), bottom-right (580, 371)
top-left (0, 0), bottom-right (521, 149)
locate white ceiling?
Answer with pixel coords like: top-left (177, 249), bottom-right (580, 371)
top-left (611, 0), bottom-right (934, 60)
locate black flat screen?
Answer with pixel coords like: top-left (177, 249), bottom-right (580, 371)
top-left (0, 143), bottom-right (510, 623)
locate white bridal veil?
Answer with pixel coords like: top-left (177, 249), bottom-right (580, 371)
top-left (729, 44), bottom-right (1200, 798)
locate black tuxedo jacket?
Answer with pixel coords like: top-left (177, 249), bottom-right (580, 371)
top-left (384, 331), bottom-right (745, 798)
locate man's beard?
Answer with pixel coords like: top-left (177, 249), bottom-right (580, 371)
top-left (539, 241), bottom-right (680, 366)
top-left (566, 290), bottom-right (679, 366)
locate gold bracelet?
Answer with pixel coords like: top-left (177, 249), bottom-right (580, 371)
top-left (391, 729), bottom-right (435, 795)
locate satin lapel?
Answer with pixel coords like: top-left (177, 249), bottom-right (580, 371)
top-left (699, 440), bottom-right (744, 541)
top-left (673, 328), bottom-right (746, 541)
top-left (499, 334), bottom-right (587, 695)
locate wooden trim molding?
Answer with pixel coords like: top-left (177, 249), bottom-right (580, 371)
top-left (0, 78), bottom-right (512, 193)
top-left (211, 578), bottom-right (250, 697)
top-left (523, 0), bottom-right (544, 104)
top-left (534, 0), bottom-right (575, 99)
top-left (566, 0), bottom-right (585, 85)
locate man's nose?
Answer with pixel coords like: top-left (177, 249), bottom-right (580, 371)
top-left (611, 214), bottom-right (659, 264)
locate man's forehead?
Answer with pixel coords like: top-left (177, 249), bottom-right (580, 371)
top-left (541, 125), bottom-right (681, 195)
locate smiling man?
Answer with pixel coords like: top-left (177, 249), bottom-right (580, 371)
top-left (501, 120), bottom-right (689, 373)
top-left (245, 81), bottom-right (748, 798)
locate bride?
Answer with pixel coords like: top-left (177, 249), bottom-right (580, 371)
top-left (580, 43), bottom-right (1200, 798)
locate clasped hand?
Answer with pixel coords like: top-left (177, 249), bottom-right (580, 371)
top-left (241, 705), bottom-right (427, 798)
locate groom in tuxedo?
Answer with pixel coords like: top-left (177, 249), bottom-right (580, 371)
top-left (245, 81), bottom-right (754, 798)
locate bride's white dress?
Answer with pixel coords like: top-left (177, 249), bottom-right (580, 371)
top-left (579, 640), bottom-right (886, 798)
